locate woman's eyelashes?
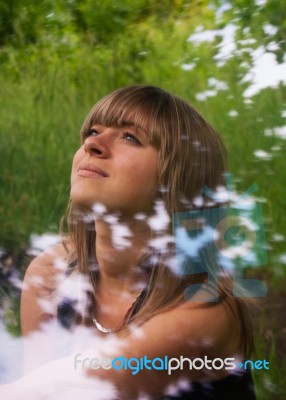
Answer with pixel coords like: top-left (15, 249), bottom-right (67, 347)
top-left (84, 128), bottom-right (142, 145)
top-left (122, 132), bottom-right (142, 145)
top-left (85, 128), bottom-right (99, 137)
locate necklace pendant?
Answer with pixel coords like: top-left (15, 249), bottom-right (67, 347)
top-left (92, 317), bottom-right (119, 333)
top-left (91, 287), bottom-right (146, 333)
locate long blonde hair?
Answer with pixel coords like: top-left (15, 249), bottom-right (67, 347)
top-left (63, 85), bottom-right (254, 357)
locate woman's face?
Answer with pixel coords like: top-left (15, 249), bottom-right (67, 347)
top-left (71, 123), bottom-right (159, 216)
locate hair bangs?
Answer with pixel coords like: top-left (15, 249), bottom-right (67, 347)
top-left (80, 86), bottom-right (172, 148)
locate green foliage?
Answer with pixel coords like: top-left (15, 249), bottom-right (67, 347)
top-left (2, 295), bottom-right (21, 337)
top-left (214, 0), bottom-right (286, 62)
top-left (0, 0), bottom-right (193, 49)
top-left (253, 308), bottom-right (286, 399)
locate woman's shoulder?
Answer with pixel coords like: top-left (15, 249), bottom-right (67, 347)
top-left (177, 296), bottom-right (239, 356)
top-left (125, 291), bottom-right (241, 368)
top-left (23, 239), bottom-right (73, 290)
top-left (85, 290), bottom-right (245, 395)
top-left (20, 240), bottom-right (74, 337)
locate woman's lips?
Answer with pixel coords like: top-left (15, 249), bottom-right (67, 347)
top-left (77, 163), bottom-right (108, 178)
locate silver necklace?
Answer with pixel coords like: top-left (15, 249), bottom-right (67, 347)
top-left (91, 288), bottom-right (145, 333)
top-left (91, 317), bottom-right (121, 334)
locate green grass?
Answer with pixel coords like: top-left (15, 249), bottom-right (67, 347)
top-left (253, 306), bottom-right (286, 400)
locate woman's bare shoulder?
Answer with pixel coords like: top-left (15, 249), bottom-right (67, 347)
top-left (21, 240), bottom-right (73, 337)
top-left (178, 297), bottom-right (238, 353)
top-left (27, 239), bottom-right (72, 267)
top-left (85, 294), bottom-right (242, 394)
top-left (125, 294), bottom-right (240, 364)
top-left (22, 239), bottom-right (73, 295)
top-left (173, 284), bottom-right (240, 352)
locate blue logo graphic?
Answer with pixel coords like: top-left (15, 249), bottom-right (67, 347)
top-left (172, 173), bottom-right (268, 301)
top-left (238, 359), bottom-right (270, 370)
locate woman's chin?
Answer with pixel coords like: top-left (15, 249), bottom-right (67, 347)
top-left (70, 188), bottom-right (99, 209)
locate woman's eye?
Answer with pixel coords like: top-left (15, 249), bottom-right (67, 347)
top-left (85, 128), bottom-right (99, 137)
top-left (122, 132), bottom-right (141, 145)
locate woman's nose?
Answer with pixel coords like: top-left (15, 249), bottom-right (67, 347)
top-left (83, 135), bottom-right (110, 158)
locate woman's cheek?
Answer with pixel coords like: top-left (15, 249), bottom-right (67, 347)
top-left (71, 149), bottom-right (83, 181)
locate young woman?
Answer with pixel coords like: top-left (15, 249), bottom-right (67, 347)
top-left (6, 85), bottom-right (256, 399)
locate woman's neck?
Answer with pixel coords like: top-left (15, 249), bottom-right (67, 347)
top-left (94, 216), bottom-right (151, 299)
